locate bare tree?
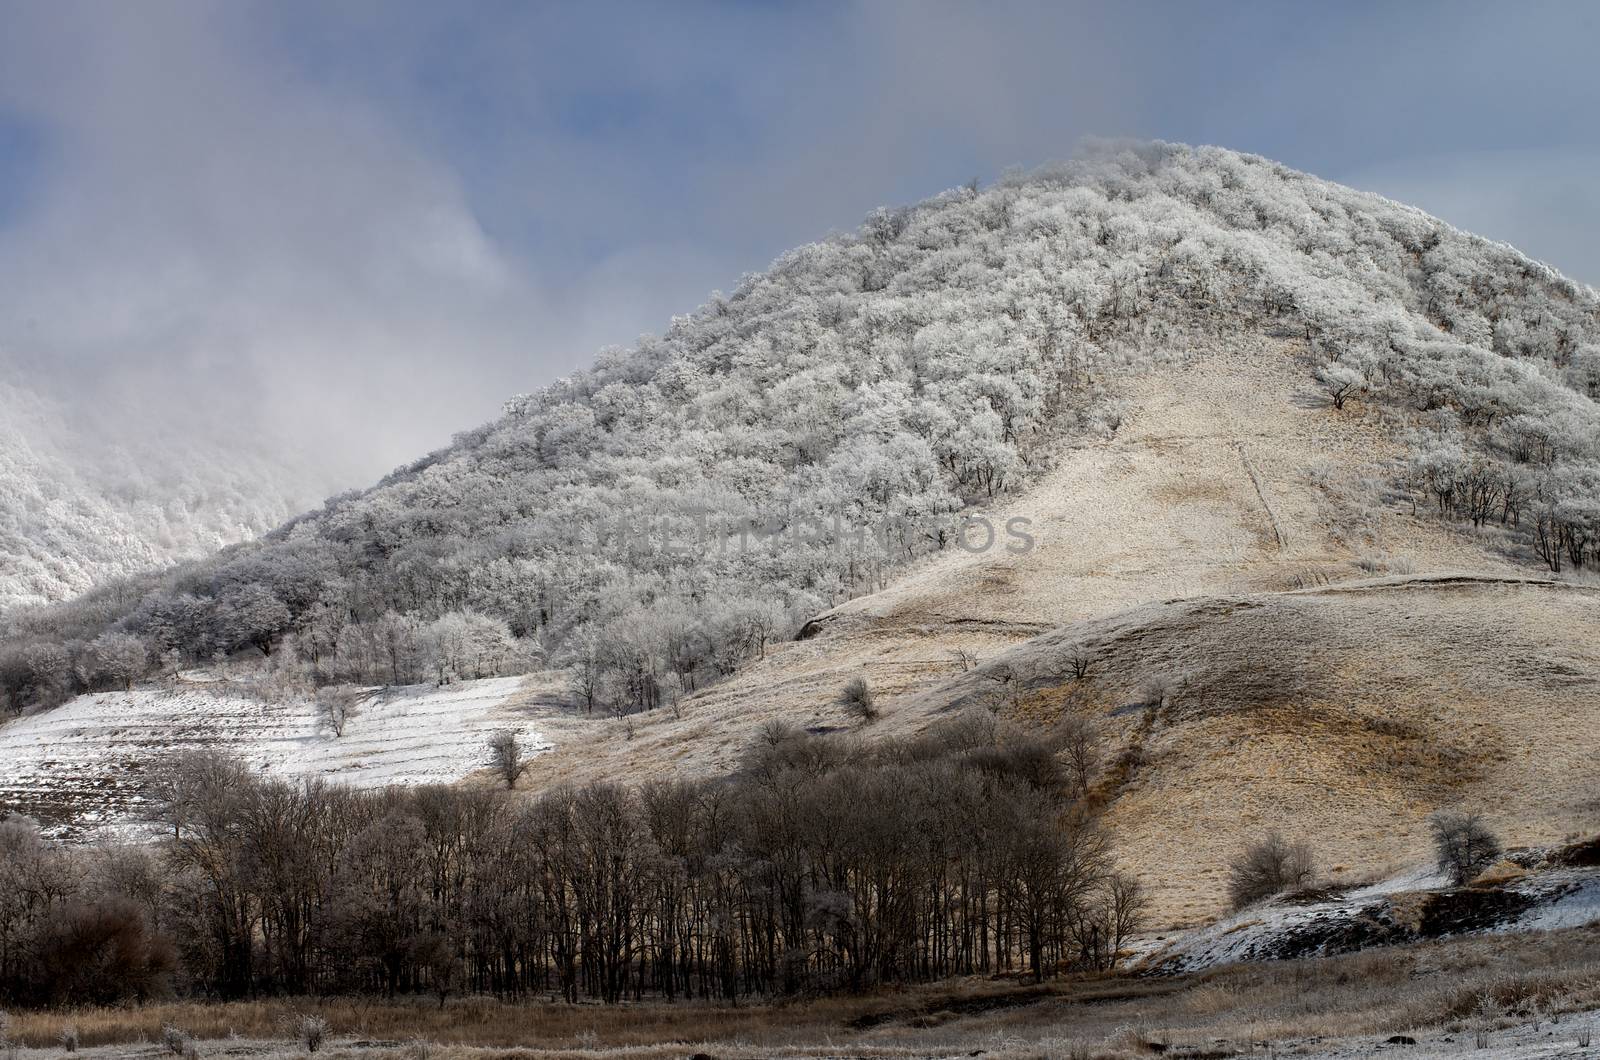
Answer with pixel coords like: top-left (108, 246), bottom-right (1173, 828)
top-left (1315, 361), bottom-right (1367, 410)
top-left (1104, 872), bottom-right (1148, 968)
top-left (568, 632), bottom-right (601, 714)
top-left (317, 684), bottom-right (362, 738)
top-left (1139, 675), bottom-right (1176, 710)
top-left (487, 730), bottom-right (531, 790)
top-left (1055, 713), bottom-right (1101, 800)
top-left (949, 648), bottom-right (977, 673)
top-left (1048, 644), bottom-right (1095, 680)
top-left (1070, 869), bottom-right (1147, 971)
top-left (977, 662), bottom-right (1025, 714)
top-left (1227, 831), bottom-right (1315, 910)
top-left (1430, 810), bottom-right (1502, 885)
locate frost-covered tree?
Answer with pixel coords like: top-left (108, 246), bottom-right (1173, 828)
top-left (1314, 360), bottom-right (1368, 411)
top-left (317, 684), bottom-right (362, 738)
top-left (427, 611), bottom-right (514, 685)
top-left (86, 632), bottom-right (148, 692)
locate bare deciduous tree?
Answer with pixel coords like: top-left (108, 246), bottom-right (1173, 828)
top-left (977, 662), bottom-right (1025, 714)
top-left (1054, 644), bottom-right (1095, 680)
top-left (1104, 872), bottom-right (1148, 968)
top-left (1429, 810), bottom-right (1502, 885)
top-left (1055, 714), bottom-right (1101, 800)
top-left (1315, 360), bottom-right (1368, 410)
top-left (487, 731), bottom-right (531, 790)
top-left (317, 684), bottom-right (362, 738)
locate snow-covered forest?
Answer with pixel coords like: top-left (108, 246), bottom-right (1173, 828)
top-left (0, 378), bottom-right (321, 612)
top-left (4, 141), bottom-right (1599, 717)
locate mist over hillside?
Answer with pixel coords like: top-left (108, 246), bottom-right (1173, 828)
top-left (0, 373), bottom-right (337, 612)
top-left (3, 140), bottom-right (1598, 717)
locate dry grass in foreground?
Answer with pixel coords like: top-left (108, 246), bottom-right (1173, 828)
top-left (8, 925), bottom-right (1600, 1058)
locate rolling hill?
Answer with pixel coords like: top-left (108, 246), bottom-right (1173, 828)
top-left (4, 140), bottom-right (1600, 929)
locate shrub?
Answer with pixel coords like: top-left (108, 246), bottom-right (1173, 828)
top-left (160, 1024), bottom-right (191, 1056)
top-left (1430, 810), bottom-right (1503, 885)
top-left (1227, 831), bottom-right (1315, 909)
top-left (27, 897), bottom-right (177, 1006)
top-left (839, 675), bottom-right (877, 721)
top-left (297, 1013), bottom-right (329, 1053)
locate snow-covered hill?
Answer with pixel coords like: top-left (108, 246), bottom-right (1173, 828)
top-left (7, 140), bottom-right (1598, 715)
top-left (6, 141), bottom-right (1600, 931)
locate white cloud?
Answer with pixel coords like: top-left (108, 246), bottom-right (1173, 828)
top-left (0, 3), bottom-right (602, 489)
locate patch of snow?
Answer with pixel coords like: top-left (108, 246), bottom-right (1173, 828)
top-left (1145, 863), bottom-right (1600, 974)
top-left (0, 675), bottom-right (548, 838)
top-left (1501, 871), bottom-right (1600, 933)
top-left (1346, 864), bottom-right (1452, 899)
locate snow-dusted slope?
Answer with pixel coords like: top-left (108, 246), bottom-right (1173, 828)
top-left (0, 675), bottom-right (548, 837)
top-left (1144, 855), bottom-right (1600, 974)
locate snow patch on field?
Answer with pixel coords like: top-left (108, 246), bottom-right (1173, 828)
top-left (0, 675), bottom-right (548, 837)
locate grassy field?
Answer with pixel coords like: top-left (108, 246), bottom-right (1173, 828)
top-left (8, 925), bottom-right (1600, 1058)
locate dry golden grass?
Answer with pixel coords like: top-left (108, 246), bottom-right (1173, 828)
top-left (489, 339), bottom-right (1498, 795)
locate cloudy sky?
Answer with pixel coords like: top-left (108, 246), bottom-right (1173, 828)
top-left (1, 0), bottom-right (1596, 494)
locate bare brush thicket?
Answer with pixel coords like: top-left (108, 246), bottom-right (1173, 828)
top-left (293, 1013), bottom-right (328, 1053)
top-left (838, 675), bottom-right (877, 721)
top-left (1227, 832), bottom-right (1316, 910)
top-left (160, 1023), bottom-right (195, 1058)
top-left (0, 717), bottom-right (1138, 1009)
top-left (1430, 810), bottom-right (1504, 885)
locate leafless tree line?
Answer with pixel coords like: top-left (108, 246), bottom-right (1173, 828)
top-left (0, 715), bottom-right (1141, 1008)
